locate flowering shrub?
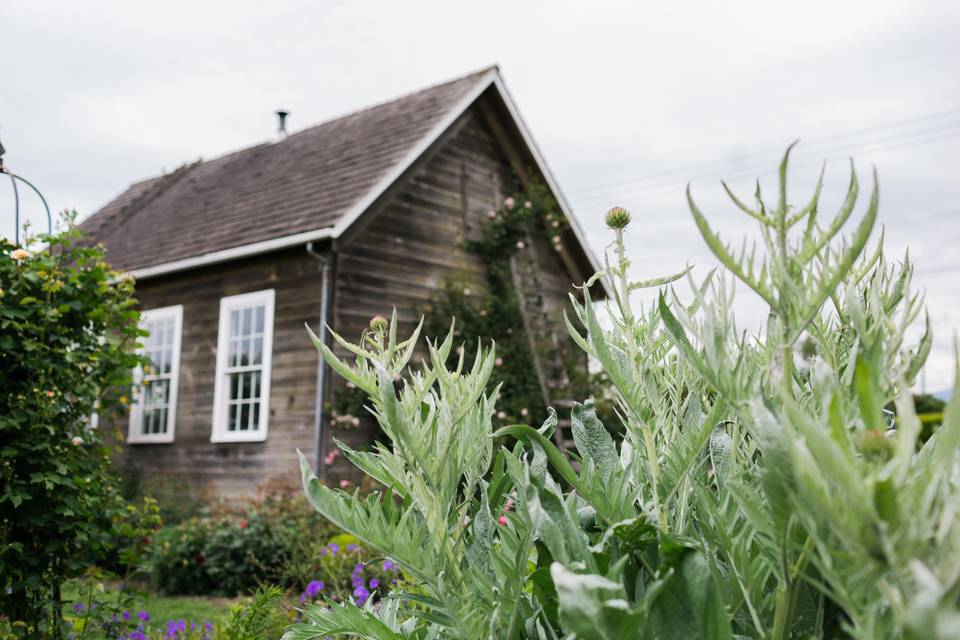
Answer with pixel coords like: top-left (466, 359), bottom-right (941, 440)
top-left (288, 536), bottom-right (400, 607)
top-left (285, 148), bottom-right (960, 639)
top-left (0, 216), bottom-right (146, 637)
top-left (145, 488), bottom-right (400, 603)
top-left (423, 181), bottom-right (588, 428)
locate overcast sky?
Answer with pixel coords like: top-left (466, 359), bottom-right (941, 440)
top-left (2, 0), bottom-right (959, 391)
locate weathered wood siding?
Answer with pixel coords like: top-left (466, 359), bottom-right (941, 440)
top-left (325, 105), bottom-right (584, 479)
top-left (114, 104), bottom-right (588, 494)
top-left (118, 247), bottom-right (326, 497)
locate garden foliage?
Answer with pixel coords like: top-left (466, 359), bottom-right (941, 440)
top-left (0, 218), bottom-right (146, 636)
top-left (422, 183), bottom-right (588, 429)
top-left (146, 489), bottom-right (396, 602)
top-left (286, 147), bottom-right (960, 639)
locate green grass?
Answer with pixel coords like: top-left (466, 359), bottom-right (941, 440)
top-left (140, 592), bottom-right (233, 624)
top-left (62, 579), bottom-right (235, 625)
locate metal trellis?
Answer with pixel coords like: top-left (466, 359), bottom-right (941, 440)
top-left (0, 133), bottom-right (53, 245)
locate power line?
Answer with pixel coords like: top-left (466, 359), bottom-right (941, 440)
top-left (567, 106), bottom-right (960, 198)
top-left (573, 121), bottom-right (960, 206)
top-left (571, 122), bottom-right (960, 208)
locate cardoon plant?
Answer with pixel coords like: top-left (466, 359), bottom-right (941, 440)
top-left (285, 146), bottom-right (959, 639)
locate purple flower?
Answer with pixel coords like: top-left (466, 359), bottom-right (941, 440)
top-left (300, 579), bottom-right (325, 602)
top-left (327, 542), bottom-right (340, 556)
top-left (353, 586), bottom-right (370, 606)
top-left (73, 603), bottom-right (84, 613)
top-left (137, 611), bottom-right (150, 622)
top-left (369, 578), bottom-right (380, 590)
top-left (122, 611), bottom-right (131, 621)
top-left (128, 633), bottom-right (148, 640)
top-left (382, 560), bottom-right (395, 572)
top-left (346, 543), bottom-right (358, 552)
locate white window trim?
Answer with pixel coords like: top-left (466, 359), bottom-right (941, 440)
top-left (128, 305), bottom-right (183, 444)
top-left (211, 289), bottom-right (275, 443)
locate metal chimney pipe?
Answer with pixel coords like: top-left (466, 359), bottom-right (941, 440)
top-left (275, 110), bottom-right (289, 137)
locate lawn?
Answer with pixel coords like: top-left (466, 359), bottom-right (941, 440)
top-left (138, 593), bottom-right (234, 625)
top-left (63, 580), bottom-right (235, 626)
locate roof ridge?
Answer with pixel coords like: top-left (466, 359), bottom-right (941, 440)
top-left (287, 64), bottom-right (499, 140)
top-left (103, 65), bottom-right (499, 196)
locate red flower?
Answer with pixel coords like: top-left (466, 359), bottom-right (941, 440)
top-left (239, 519), bottom-right (249, 529)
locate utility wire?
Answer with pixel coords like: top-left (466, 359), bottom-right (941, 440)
top-left (568, 107), bottom-right (960, 198)
top-left (572, 123), bottom-right (960, 208)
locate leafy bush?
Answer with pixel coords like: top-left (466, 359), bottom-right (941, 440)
top-left (0, 217), bottom-right (145, 636)
top-left (286, 148), bottom-right (960, 639)
top-left (145, 487), bottom-right (398, 603)
top-left (148, 511), bottom-right (295, 597)
top-left (149, 518), bottom-right (219, 596)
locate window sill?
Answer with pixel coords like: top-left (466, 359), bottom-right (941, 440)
top-left (127, 436), bottom-right (175, 445)
top-left (210, 431), bottom-right (268, 444)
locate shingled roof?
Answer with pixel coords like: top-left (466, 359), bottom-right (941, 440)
top-left (80, 66), bottom-right (599, 280)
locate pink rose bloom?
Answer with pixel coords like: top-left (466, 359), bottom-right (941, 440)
top-left (497, 515), bottom-right (508, 526)
top-left (339, 479), bottom-right (351, 488)
top-left (504, 197), bottom-right (515, 209)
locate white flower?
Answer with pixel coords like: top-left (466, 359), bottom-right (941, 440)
top-left (516, 241), bottom-right (525, 250)
top-left (10, 248), bottom-right (30, 261)
top-left (504, 197), bottom-right (515, 209)
top-left (463, 288), bottom-right (472, 296)
top-left (524, 201), bottom-right (532, 209)
top-left (495, 357), bottom-right (503, 366)
top-left (487, 210), bottom-right (497, 219)
top-left (71, 436), bottom-right (83, 446)
top-left (553, 236), bottom-right (561, 244)
top-left (497, 411), bottom-right (506, 419)
top-left (552, 220), bottom-right (560, 228)
top-left (520, 408), bottom-right (529, 417)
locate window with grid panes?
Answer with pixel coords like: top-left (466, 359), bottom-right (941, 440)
top-left (211, 289), bottom-right (274, 442)
top-left (128, 305), bottom-right (182, 443)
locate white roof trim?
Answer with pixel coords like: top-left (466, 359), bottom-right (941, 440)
top-left (129, 226), bottom-right (335, 279)
top-left (329, 68), bottom-right (500, 238)
top-left (130, 67), bottom-right (602, 281)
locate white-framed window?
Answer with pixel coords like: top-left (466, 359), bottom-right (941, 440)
top-left (128, 305), bottom-right (183, 444)
top-left (211, 289), bottom-right (275, 442)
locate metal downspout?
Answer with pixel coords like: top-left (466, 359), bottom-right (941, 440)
top-left (306, 242), bottom-right (331, 475)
